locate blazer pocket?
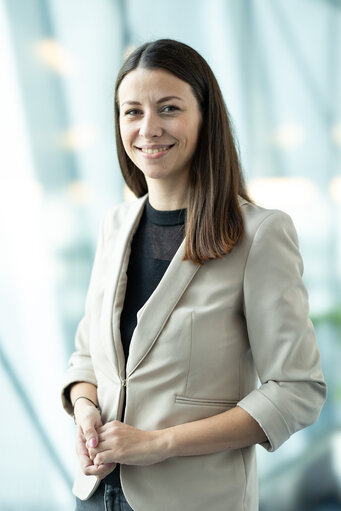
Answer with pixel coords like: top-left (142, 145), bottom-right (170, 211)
top-left (175, 395), bottom-right (238, 408)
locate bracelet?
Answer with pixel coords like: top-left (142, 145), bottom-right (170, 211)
top-left (72, 396), bottom-right (100, 424)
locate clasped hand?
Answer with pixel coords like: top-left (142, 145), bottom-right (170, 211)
top-left (87, 420), bottom-right (167, 469)
top-left (75, 405), bottom-right (167, 480)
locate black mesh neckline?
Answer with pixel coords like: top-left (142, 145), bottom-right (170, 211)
top-left (145, 199), bottom-right (186, 226)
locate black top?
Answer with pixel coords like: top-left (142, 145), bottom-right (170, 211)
top-left (120, 199), bottom-right (186, 360)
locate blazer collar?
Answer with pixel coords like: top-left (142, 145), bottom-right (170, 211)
top-left (238, 195), bottom-right (248, 207)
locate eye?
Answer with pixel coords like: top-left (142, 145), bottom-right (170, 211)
top-left (161, 105), bottom-right (179, 113)
top-left (124, 109), bottom-right (141, 116)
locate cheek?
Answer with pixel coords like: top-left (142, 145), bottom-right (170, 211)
top-left (192, 123), bottom-right (202, 152)
top-left (183, 114), bottom-right (201, 150)
top-left (120, 125), bottom-right (133, 151)
top-left (187, 125), bottom-right (200, 152)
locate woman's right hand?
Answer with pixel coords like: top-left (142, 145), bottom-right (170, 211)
top-left (74, 401), bottom-right (116, 480)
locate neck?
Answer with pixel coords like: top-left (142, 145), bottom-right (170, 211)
top-left (146, 175), bottom-right (189, 211)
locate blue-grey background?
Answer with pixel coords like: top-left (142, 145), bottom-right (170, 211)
top-left (0, 0), bottom-right (340, 509)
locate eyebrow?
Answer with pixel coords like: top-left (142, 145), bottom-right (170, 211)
top-left (121, 96), bottom-right (184, 107)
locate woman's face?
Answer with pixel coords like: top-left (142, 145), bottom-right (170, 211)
top-left (118, 68), bottom-right (202, 186)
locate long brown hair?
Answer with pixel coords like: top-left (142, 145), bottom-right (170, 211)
top-left (114, 39), bottom-right (252, 265)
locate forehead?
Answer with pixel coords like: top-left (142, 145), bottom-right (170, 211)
top-left (118, 68), bottom-right (195, 104)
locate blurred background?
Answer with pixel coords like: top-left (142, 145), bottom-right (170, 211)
top-left (0, 0), bottom-right (340, 509)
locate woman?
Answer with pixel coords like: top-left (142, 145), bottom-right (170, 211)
top-left (62, 39), bottom-right (326, 511)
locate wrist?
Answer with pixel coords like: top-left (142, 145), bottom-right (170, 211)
top-left (73, 397), bottom-right (101, 424)
top-left (73, 396), bottom-right (100, 410)
top-left (156, 427), bottom-right (177, 460)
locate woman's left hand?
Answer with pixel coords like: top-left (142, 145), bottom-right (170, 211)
top-left (88, 420), bottom-right (169, 467)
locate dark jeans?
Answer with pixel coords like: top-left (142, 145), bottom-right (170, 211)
top-left (75, 481), bottom-right (134, 511)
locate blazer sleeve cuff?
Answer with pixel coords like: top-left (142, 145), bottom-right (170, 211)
top-left (237, 389), bottom-right (291, 452)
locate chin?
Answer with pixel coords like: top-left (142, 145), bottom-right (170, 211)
top-left (147, 171), bottom-right (169, 179)
top-left (140, 168), bottom-right (172, 181)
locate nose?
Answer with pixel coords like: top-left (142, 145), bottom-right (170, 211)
top-left (139, 112), bottom-right (163, 138)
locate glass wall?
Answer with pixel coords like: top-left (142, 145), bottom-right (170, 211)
top-left (0, 1), bottom-right (340, 509)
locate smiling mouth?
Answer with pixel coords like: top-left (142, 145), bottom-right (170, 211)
top-left (137, 144), bottom-right (175, 154)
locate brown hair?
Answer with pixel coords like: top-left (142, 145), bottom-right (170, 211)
top-left (114, 39), bottom-right (252, 265)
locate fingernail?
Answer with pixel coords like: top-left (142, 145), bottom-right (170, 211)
top-left (89, 438), bottom-right (96, 448)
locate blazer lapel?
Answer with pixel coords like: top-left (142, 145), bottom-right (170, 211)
top-left (101, 195), bottom-right (147, 376)
top-left (126, 240), bottom-right (200, 376)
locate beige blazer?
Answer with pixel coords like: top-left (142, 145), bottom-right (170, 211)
top-left (62, 195), bottom-right (326, 511)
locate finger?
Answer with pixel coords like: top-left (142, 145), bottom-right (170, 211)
top-left (93, 435), bottom-right (107, 451)
top-left (88, 445), bottom-right (101, 461)
top-left (96, 420), bottom-right (121, 436)
top-left (76, 436), bottom-right (92, 467)
top-left (83, 464), bottom-right (102, 476)
top-left (78, 414), bottom-right (101, 446)
top-left (76, 429), bottom-right (90, 457)
top-left (82, 424), bottom-right (99, 449)
top-left (94, 451), bottom-right (114, 466)
top-left (84, 462), bottom-right (116, 479)
top-left (96, 432), bottom-right (106, 442)
top-left (76, 439), bottom-right (94, 470)
top-left (79, 452), bottom-right (94, 471)
top-left (88, 436), bottom-right (112, 461)
top-left (96, 425), bottom-right (106, 436)
top-left (90, 437), bottom-right (108, 455)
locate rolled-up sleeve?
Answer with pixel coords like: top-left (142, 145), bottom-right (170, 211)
top-left (61, 217), bottom-right (106, 415)
top-left (237, 211), bottom-right (327, 452)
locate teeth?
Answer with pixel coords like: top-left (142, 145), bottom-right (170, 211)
top-left (141, 147), bottom-right (169, 154)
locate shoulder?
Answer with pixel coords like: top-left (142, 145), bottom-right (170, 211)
top-left (238, 200), bottom-right (304, 288)
top-left (238, 197), bottom-right (297, 244)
